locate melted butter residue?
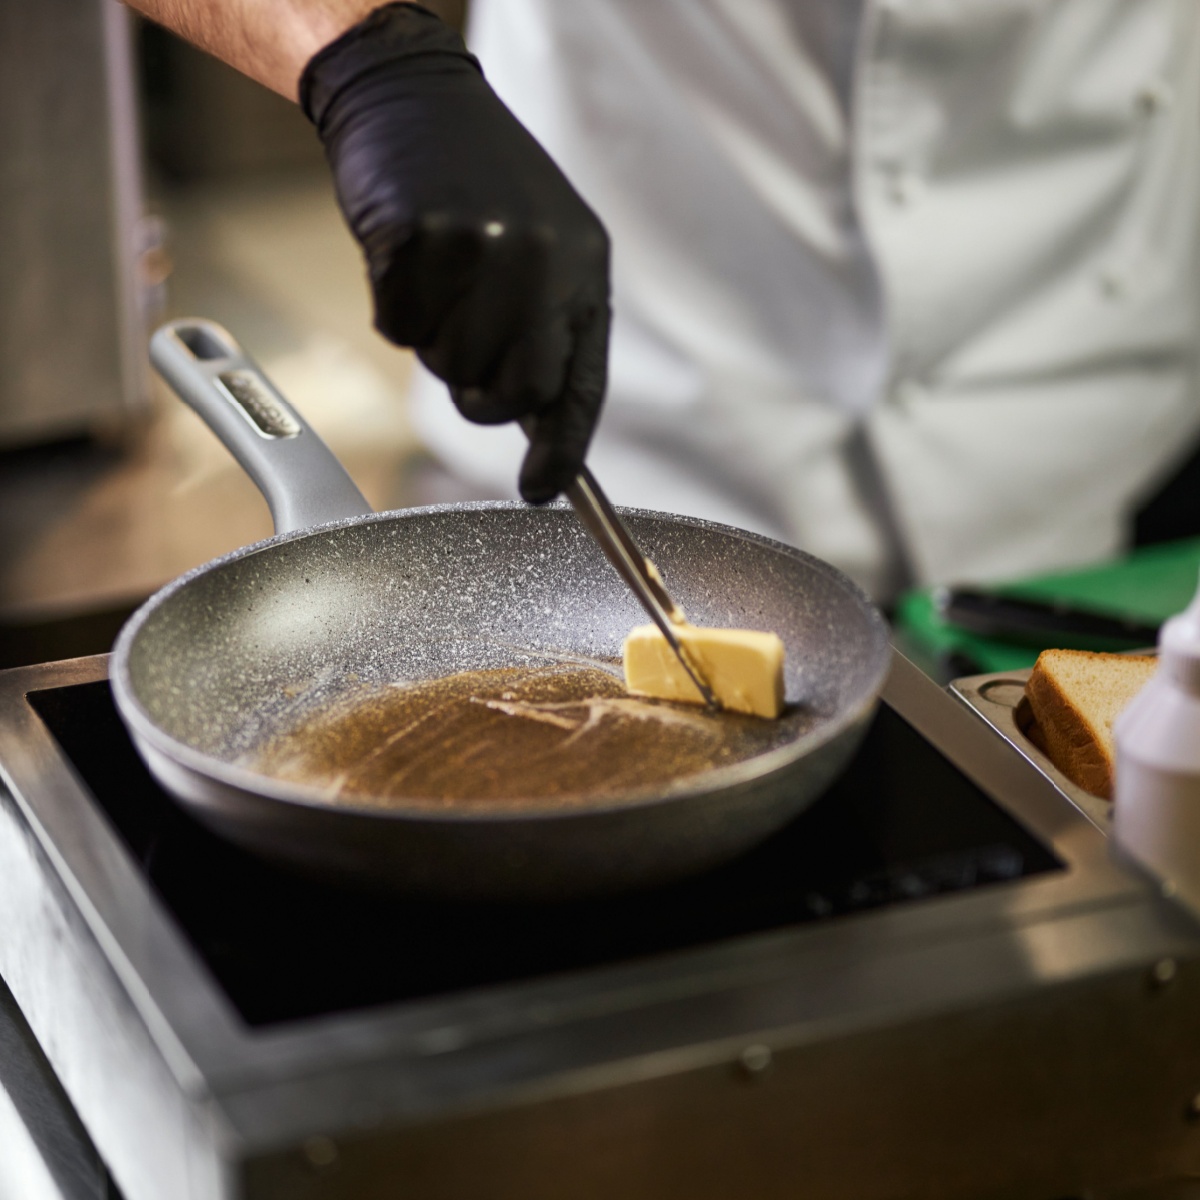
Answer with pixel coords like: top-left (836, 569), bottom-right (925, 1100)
top-left (249, 665), bottom-right (786, 811)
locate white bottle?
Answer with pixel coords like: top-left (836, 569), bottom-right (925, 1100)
top-left (1113, 569), bottom-right (1200, 911)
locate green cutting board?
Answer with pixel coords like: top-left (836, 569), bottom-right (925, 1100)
top-left (895, 537), bottom-right (1200, 675)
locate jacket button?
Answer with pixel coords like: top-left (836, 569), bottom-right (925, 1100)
top-left (1098, 268), bottom-right (1124, 299)
top-left (1136, 80), bottom-right (1172, 116)
top-left (887, 168), bottom-right (921, 206)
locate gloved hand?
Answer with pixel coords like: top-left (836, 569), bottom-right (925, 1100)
top-left (300, 2), bottom-right (610, 503)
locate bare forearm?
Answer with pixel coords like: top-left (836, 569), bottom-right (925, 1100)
top-left (124, 0), bottom-right (382, 99)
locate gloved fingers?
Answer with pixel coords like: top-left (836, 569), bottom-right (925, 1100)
top-left (518, 298), bottom-right (610, 504)
top-left (372, 219), bottom-right (491, 349)
top-left (409, 225), bottom-right (549, 389)
top-left (446, 308), bottom-right (573, 425)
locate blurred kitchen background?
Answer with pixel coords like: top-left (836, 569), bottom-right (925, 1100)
top-left (2, 0), bottom-right (1197, 673)
top-left (0, 0), bottom-right (470, 667)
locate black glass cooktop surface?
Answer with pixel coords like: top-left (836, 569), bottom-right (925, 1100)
top-left (27, 681), bottom-right (1059, 1027)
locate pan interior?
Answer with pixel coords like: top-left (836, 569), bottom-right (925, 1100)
top-left (123, 508), bottom-right (888, 803)
top-left (247, 661), bottom-right (805, 810)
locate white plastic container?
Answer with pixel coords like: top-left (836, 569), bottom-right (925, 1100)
top-left (1113, 569), bottom-right (1200, 910)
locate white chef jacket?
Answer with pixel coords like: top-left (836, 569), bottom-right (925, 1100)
top-left (409, 0), bottom-right (1200, 599)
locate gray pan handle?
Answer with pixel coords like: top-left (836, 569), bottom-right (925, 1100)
top-left (150, 319), bottom-right (373, 535)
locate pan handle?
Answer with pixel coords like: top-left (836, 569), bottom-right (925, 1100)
top-left (149, 319), bottom-right (374, 535)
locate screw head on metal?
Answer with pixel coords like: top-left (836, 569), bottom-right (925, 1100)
top-left (739, 1044), bottom-right (773, 1078)
top-left (302, 1135), bottom-right (339, 1169)
top-left (1150, 958), bottom-right (1178, 988)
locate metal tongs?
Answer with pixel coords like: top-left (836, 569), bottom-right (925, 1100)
top-left (516, 416), bottom-right (717, 707)
top-left (565, 467), bottom-right (719, 710)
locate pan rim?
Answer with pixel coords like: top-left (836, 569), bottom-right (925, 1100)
top-left (110, 502), bottom-right (892, 824)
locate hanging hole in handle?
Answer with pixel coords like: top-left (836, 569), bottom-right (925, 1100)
top-left (175, 324), bottom-right (236, 361)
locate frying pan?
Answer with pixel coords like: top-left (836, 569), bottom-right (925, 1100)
top-left (111, 319), bottom-right (892, 899)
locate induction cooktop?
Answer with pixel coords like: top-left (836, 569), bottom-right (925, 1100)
top-left (26, 671), bottom-right (1057, 1027)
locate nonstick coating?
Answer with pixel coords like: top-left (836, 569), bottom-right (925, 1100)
top-left (112, 503), bottom-right (891, 898)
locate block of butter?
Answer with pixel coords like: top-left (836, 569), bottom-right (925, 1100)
top-left (622, 624), bottom-right (786, 718)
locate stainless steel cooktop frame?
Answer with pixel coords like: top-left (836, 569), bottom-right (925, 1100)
top-left (951, 666), bottom-right (1114, 832)
top-left (2, 651), bottom-right (1200, 1200)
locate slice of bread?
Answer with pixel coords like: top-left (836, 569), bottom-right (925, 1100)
top-left (1024, 649), bottom-right (1157, 799)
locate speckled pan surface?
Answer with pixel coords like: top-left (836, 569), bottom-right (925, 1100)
top-left (113, 502), bottom-right (886, 804)
top-left (111, 502), bottom-right (890, 895)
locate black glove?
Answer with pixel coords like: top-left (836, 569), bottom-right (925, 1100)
top-left (300, 3), bottom-right (610, 503)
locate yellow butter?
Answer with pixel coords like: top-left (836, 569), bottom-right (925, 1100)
top-left (622, 624), bottom-right (786, 718)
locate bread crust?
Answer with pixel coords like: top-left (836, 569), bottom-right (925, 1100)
top-left (1024, 649), bottom-right (1157, 800)
top-left (1025, 659), bottom-right (1112, 797)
